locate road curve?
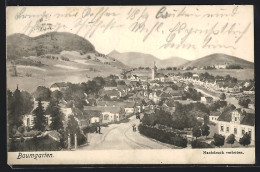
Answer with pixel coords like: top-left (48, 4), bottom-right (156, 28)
top-left (77, 116), bottom-right (178, 150)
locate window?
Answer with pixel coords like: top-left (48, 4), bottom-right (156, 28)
top-left (226, 127), bottom-right (229, 133)
top-left (235, 117), bottom-right (237, 121)
top-left (221, 126), bottom-right (224, 132)
top-left (248, 130), bottom-right (252, 137)
top-left (234, 128), bottom-right (237, 135)
top-left (242, 129), bottom-right (245, 135)
top-left (27, 118), bottom-right (30, 126)
top-left (104, 115), bottom-right (109, 120)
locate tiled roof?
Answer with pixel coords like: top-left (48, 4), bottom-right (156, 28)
top-left (84, 110), bottom-right (102, 117)
top-left (97, 101), bottom-right (135, 108)
top-left (217, 110), bottom-right (233, 122)
top-left (210, 111), bottom-right (221, 116)
top-left (156, 73), bottom-right (168, 78)
top-left (84, 106), bottom-right (123, 114)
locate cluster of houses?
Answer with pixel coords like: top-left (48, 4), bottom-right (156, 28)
top-left (181, 74), bottom-right (255, 94)
top-left (21, 61), bottom-right (255, 146)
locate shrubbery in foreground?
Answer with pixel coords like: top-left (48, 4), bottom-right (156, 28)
top-left (138, 124), bottom-right (187, 148)
top-left (191, 140), bottom-right (213, 148)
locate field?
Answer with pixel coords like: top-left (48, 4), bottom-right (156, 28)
top-left (7, 52), bottom-right (123, 93)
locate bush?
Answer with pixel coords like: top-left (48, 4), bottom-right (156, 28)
top-left (191, 140), bottom-right (213, 148)
top-left (239, 133), bottom-right (251, 146)
top-left (213, 133), bottom-right (225, 147)
top-left (138, 124), bottom-right (187, 148)
top-left (8, 135), bottom-right (61, 152)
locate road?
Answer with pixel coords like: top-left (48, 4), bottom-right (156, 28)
top-left (194, 85), bottom-right (241, 107)
top-left (77, 116), bottom-right (179, 150)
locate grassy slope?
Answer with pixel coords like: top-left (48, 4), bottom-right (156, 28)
top-left (181, 53), bottom-right (254, 69)
top-left (6, 32), bottom-right (127, 92)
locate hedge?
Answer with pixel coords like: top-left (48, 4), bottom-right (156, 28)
top-left (138, 124), bottom-right (187, 148)
top-left (191, 140), bottom-right (213, 148)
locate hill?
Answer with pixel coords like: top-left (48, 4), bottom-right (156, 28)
top-left (108, 50), bottom-right (160, 68)
top-left (6, 32), bottom-right (128, 92)
top-left (158, 57), bottom-right (189, 68)
top-left (108, 50), bottom-right (188, 68)
top-left (181, 53), bottom-right (254, 69)
top-left (7, 32), bottom-right (96, 60)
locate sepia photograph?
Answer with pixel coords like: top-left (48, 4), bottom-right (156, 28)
top-left (6, 5), bottom-right (255, 164)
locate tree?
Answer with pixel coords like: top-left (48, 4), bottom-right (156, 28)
top-left (226, 134), bottom-right (236, 147)
top-left (8, 87), bottom-right (24, 137)
top-left (219, 93), bottom-right (226, 100)
top-left (192, 125), bottom-right (201, 140)
top-left (93, 77), bottom-right (105, 90)
top-left (201, 124), bottom-right (210, 139)
top-left (47, 100), bottom-right (64, 131)
top-left (238, 98), bottom-right (251, 108)
top-left (34, 86), bottom-right (51, 101)
top-left (33, 100), bottom-right (46, 132)
top-left (239, 133), bottom-right (251, 147)
top-left (20, 91), bottom-right (34, 114)
top-left (51, 90), bottom-right (63, 102)
top-left (67, 116), bottom-right (87, 146)
top-left (213, 134), bottom-right (225, 147)
top-left (117, 80), bottom-right (126, 85)
top-left (203, 115), bottom-right (209, 125)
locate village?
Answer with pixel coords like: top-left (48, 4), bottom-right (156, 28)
top-left (8, 61), bottom-right (255, 151)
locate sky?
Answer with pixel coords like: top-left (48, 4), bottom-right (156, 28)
top-left (6, 5), bottom-right (254, 62)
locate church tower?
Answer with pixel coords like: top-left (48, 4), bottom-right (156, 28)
top-left (152, 61), bottom-right (157, 80)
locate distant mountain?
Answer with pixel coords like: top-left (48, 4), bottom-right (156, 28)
top-left (108, 50), bottom-right (188, 68)
top-left (108, 50), bottom-right (160, 68)
top-left (158, 57), bottom-right (190, 68)
top-left (181, 53), bottom-right (254, 69)
top-left (7, 32), bottom-right (96, 60)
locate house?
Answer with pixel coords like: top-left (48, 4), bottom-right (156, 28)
top-left (227, 83), bottom-right (240, 93)
top-left (248, 99), bottom-right (255, 110)
top-left (84, 106), bottom-right (125, 124)
top-left (100, 89), bottom-right (120, 100)
top-left (149, 90), bottom-right (162, 103)
top-left (243, 86), bottom-right (255, 95)
top-left (97, 101), bottom-right (136, 114)
top-left (139, 76), bottom-right (149, 82)
top-left (104, 86), bottom-right (118, 91)
top-left (50, 82), bottom-right (67, 92)
top-left (201, 96), bottom-right (213, 104)
top-left (84, 110), bottom-right (102, 124)
top-left (130, 74), bottom-right (139, 81)
top-left (184, 83), bottom-right (194, 91)
top-left (175, 82), bottom-right (186, 91)
top-left (217, 109), bottom-right (255, 145)
top-left (192, 74), bottom-right (199, 79)
top-left (161, 101), bottom-right (176, 114)
top-left (134, 98), bottom-right (143, 113)
top-left (155, 73), bottom-right (169, 82)
top-left (209, 111), bottom-right (221, 122)
top-left (215, 64), bottom-right (227, 69)
top-left (23, 100), bottom-right (50, 128)
top-left (142, 99), bottom-right (155, 110)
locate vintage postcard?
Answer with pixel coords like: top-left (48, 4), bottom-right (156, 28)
top-left (6, 5), bottom-right (255, 165)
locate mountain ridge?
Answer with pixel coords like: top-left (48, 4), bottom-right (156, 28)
top-left (181, 53), bottom-right (254, 69)
top-left (108, 50), bottom-right (189, 68)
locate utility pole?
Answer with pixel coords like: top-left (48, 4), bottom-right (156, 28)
top-left (74, 133), bottom-right (77, 150)
top-left (68, 133), bottom-right (71, 150)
